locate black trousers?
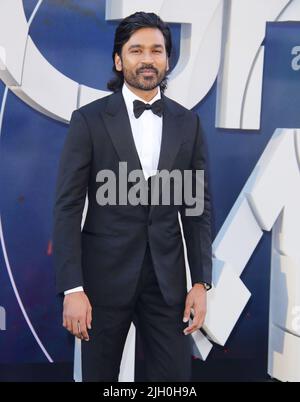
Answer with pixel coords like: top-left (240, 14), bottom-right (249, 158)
top-left (81, 243), bottom-right (191, 382)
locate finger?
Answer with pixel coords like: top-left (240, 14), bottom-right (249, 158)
top-left (65, 316), bottom-right (72, 332)
top-left (86, 307), bottom-right (92, 330)
top-left (184, 318), bottom-right (198, 333)
top-left (194, 309), bottom-right (206, 328)
top-left (191, 301), bottom-right (205, 321)
top-left (79, 319), bottom-right (89, 341)
top-left (183, 302), bottom-right (192, 323)
top-left (184, 311), bottom-right (206, 335)
top-left (70, 319), bottom-right (77, 336)
top-left (71, 319), bottom-right (82, 339)
top-left (183, 313), bottom-right (200, 334)
top-left (183, 323), bottom-right (198, 335)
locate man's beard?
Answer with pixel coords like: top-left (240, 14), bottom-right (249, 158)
top-left (122, 65), bottom-right (167, 91)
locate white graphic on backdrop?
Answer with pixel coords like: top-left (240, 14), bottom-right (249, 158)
top-left (266, 129), bottom-right (300, 382)
top-left (216, 0), bottom-right (294, 130)
top-left (0, 0), bottom-right (54, 363)
top-left (2, 1), bottom-right (300, 127)
top-left (211, 128), bottom-right (300, 382)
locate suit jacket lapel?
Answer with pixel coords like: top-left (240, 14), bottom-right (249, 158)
top-left (100, 90), bottom-right (143, 175)
top-left (100, 90), bottom-right (185, 216)
top-left (149, 93), bottom-right (185, 216)
top-left (157, 93), bottom-right (184, 172)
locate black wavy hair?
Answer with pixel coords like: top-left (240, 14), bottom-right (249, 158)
top-left (107, 11), bottom-right (172, 93)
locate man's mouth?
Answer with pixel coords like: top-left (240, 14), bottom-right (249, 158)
top-left (139, 69), bottom-right (156, 76)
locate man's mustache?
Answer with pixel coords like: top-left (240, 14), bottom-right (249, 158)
top-left (137, 66), bottom-right (158, 74)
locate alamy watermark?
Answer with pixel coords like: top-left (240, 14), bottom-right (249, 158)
top-left (95, 162), bottom-right (205, 216)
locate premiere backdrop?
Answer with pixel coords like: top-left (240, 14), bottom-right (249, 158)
top-left (1, 0), bottom-right (300, 382)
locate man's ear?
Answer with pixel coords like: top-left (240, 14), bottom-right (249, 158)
top-left (115, 53), bottom-right (122, 72)
top-left (166, 58), bottom-right (170, 72)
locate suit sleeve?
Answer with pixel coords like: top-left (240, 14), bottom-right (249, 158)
top-left (180, 114), bottom-right (212, 288)
top-left (52, 109), bottom-right (92, 295)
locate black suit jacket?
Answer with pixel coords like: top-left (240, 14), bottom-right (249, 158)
top-left (53, 90), bottom-right (212, 306)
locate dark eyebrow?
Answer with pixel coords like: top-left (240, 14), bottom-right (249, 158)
top-left (128, 44), bottom-right (164, 50)
top-left (128, 44), bottom-right (142, 50)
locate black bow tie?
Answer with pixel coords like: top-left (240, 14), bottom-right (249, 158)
top-left (133, 99), bottom-right (163, 119)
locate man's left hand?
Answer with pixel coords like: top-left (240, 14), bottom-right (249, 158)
top-left (183, 283), bottom-right (207, 335)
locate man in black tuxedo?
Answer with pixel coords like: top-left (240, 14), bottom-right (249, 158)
top-left (53, 11), bottom-right (212, 382)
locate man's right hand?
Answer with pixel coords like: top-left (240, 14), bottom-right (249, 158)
top-left (63, 292), bottom-right (92, 341)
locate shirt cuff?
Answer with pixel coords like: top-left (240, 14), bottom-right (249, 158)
top-left (64, 286), bottom-right (84, 295)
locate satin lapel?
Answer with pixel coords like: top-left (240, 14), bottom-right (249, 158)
top-left (149, 94), bottom-right (185, 217)
top-left (100, 91), bottom-right (184, 216)
top-left (100, 91), bottom-right (143, 175)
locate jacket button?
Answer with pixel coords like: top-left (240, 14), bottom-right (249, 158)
top-left (148, 219), bottom-right (152, 226)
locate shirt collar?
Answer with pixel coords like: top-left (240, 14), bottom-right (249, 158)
top-left (122, 82), bottom-right (161, 118)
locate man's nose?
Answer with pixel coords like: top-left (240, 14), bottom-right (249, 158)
top-left (140, 51), bottom-right (154, 64)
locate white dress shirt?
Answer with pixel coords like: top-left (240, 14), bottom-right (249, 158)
top-left (64, 82), bottom-right (163, 295)
top-left (121, 82), bottom-right (162, 181)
